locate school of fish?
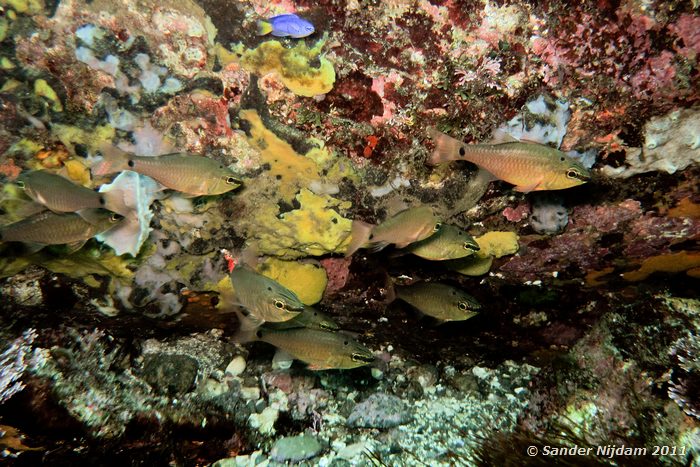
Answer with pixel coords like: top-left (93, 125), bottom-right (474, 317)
top-left (0, 12), bottom-right (595, 371)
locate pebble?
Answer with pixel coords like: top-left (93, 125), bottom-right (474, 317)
top-left (270, 434), bottom-right (323, 462)
top-left (225, 355), bottom-right (246, 377)
top-left (346, 393), bottom-right (412, 428)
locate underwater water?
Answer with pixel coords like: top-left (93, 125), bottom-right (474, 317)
top-left (0, 0), bottom-right (699, 465)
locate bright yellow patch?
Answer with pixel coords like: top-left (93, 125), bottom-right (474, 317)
top-left (52, 124), bottom-right (115, 152)
top-left (240, 109), bottom-right (321, 201)
top-left (474, 231), bottom-right (519, 258)
top-left (63, 159), bottom-right (92, 186)
top-left (251, 188), bottom-right (352, 258)
top-left (34, 79), bottom-right (63, 112)
top-left (231, 38), bottom-right (335, 96)
top-left (623, 251), bottom-right (700, 281)
top-left (259, 258), bottom-right (327, 305)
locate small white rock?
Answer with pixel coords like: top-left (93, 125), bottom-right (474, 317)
top-left (225, 355), bottom-right (246, 377)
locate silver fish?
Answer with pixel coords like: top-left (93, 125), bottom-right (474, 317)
top-left (395, 282), bottom-right (481, 322)
top-left (229, 265), bottom-right (304, 323)
top-left (0, 209), bottom-right (122, 251)
top-left (18, 170), bottom-right (105, 212)
top-left (254, 327), bottom-right (374, 370)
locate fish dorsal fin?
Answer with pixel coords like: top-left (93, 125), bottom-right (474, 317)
top-left (490, 130), bottom-right (541, 145)
top-left (490, 129), bottom-right (520, 144)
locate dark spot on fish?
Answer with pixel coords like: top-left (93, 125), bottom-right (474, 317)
top-left (210, 296), bottom-right (219, 306)
top-left (459, 147), bottom-right (465, 157)
top-left (267, 286), bottom-right (272, 291)
top-left (127, 159), bottom-right (135, 168)
top-left (344, 340), bottom-right (348, 345)
top-left (369, 233), bottom-right (374, 240)
top-left (276, 175), bottom-right (282, 180)
top-left (256, 330), bottom-right (263, 338)
top-left (560, 157), bottom-right (565, 161)
top-left (331, 217), bottom-right (338, 224)
top-left (98, 196), bottom-right (106, 206)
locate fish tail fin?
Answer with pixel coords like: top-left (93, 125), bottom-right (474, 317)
top-left (427, 127), bottom-right (463, 166)
top-left (92, 149), bottom-right (130, 177)
top-left (256, 20), bottom-right (272, 36)
top-left (345, 220), bottom-right (373, 257)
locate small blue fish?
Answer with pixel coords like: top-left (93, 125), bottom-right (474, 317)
top-left (257, 13), bottom-right (315, 39)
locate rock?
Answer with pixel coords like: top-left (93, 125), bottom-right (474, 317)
top-left (225, 355), bottom-right (246, 377)
top-left (269, 434), bottom-right (323, 462)
top-left (346, 393), bottom-right (412, 428)
top-left (141, 353), bottom-right (198, 395)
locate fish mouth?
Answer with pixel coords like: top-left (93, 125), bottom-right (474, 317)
top-left (351, 353), bottom-right (375, 364)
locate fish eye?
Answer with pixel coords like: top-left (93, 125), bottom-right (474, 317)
top-left (458, 301), bottom-right (469, 311)
top-left (16, 180), bottom-right (25, 189)
top-left (566, 169), bottom-right (579, 179)
top-left (433, 223), bottom-right (442, 232)
top-left (344, 340), bottom-right (349, 345)
top-left (225, 176), bottom-right (239, 185)
top-left (463, 242), bottom-right (472, 250)
top-left (109, 213), bottom-right (121, 222)
top-left (274, 299), bottom-right (285, 309)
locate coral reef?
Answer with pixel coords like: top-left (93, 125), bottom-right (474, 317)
top-left (0, 0), bottom-right (698, 464)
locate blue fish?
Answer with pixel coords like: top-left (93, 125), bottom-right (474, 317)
top-left (257, 13), bottom-right (315, 39)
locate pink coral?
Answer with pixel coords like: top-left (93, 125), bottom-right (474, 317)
top-left (669, 14), bottom-right (700, 59)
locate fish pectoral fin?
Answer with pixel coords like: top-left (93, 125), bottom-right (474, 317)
top-left (65, 239), bottom-right (87, 253)
top-left (23, 242), bottom-right (45, 254)
top-left (272, 350), bottom-right (294, 370)
top-left (366, 241), bottom-right (391, 253)
top-left (514, 179), bottom-right (543, 193)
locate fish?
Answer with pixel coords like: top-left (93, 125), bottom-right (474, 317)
top-left (250, 327), bottom-right (374, 370)
top-left (266, 306), bottom-right (340, 332)
top-left (405, 224), bottom-right (480, 261)
top-left (257, 13), bottom-right (315, 38)
top-left (229, 264), bottom-right (305, 324)
top-left (428, 128), bottom-right (591, 192)
top-left (17, 170), bottom-right (107, 213)
top-left (394, 282), bottom-right (481, 322)
top-left (345, 206), bottom-right (440, 257)
top-left (92, 151), bottom-right (242, 196)
top-left (0, 209), bottom-right (123, 252)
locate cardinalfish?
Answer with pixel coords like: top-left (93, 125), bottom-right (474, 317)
top-left (257, 13), bottom-right (315, 38)
top-left (266, 306), bottom-right (340, 332)
top-left (346, 206), bottom-right (441, 257)
top-left (0, 209), bottom-right (123, 252)
top-left (393, 281), bottom-right (481, 323)
top-left (17, 170), bottom-right (110, 213)
top-left (428, 128), bottom-right (590, 192)
top-left (405, 224), bottom-right (480, 261)
top-left (229, 263), bottom-right (305, 325)
top-left (92, 151), bottom-right (242, 196)
top-left (241, 327), bottom-right (374, 370)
